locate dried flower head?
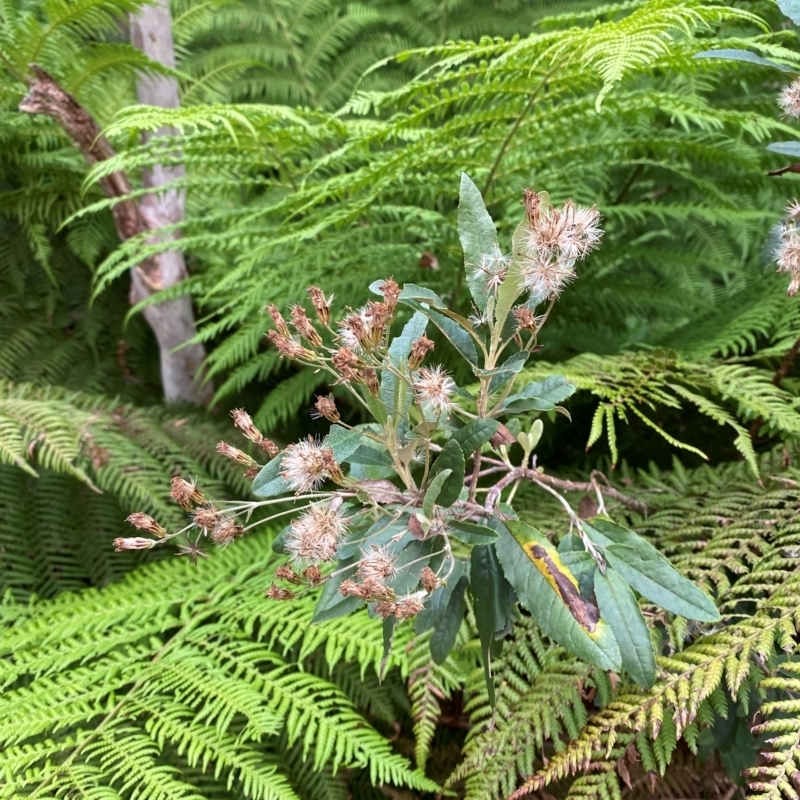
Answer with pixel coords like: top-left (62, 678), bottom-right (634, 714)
top-left (267, 330), bottom-right (316, 361)
top-left (192, 505), bottom-right (223, 532)
top-left (275, 565), bottom-right (303, 584)
top-left (363, 301), bottom-right (389, 347)
top-left (513, 306), bottom-right (539, 332)
top-left (113, 536), bottom-right (156, 551)
top-left (266, 304), bottom-right (291, 337)
top-left (126, 512), bottom-right (167, 538)
top-left (216, 441), bottom-right (258, 468)
top-left (338, 309), bottom-right (369, 352)
top-left (290, 304), bottom-right (323, 347)
top-left (357, 544), bottom-right (398, 583)
top-left (176, 541), bottom-right (208, 564)
top-left (360, 368), bottom-right (380, 396)
top-left (420, 566), bottom-right (439, 593)
top-left (307, 286), bottom-right (334, 325)
top-left (331, 347), bottom-right (363, 382)
top-left (394, 591), bottom-right (427, 621)
top-left (408, 334), bottom-right (435, 370)
top-left (340, 578), bottom-right (393, 601)
top-left (413, 365), bottom-right (455, 414)
top-left (303, 565), bottom-right (323, 585)
top-left (231, 408), bottom-right (261, 442)
top-left (280, 437), bottom-right (341, 493)
top-left (776, 211), bottom-right (800, 297)
top-left (286, 504), bottom-right (349, 563)
top-left (210, 518), bottom-right (244, 546)
top-left (266, 583), bottom-right (295, 600)
top-left (474, 246), bottom-right (510, 294)
top-left (779, 78), bottom-right (800, 119)
top-left (170, 476), bottom-right (205, 509)
top-left (517, 190), bottom-right (602, 302)
top-left (311, 394), bottom-right (340, 423)
top-left (379, 278), bottom-right (400, 316)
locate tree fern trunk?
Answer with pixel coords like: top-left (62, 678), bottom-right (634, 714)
top-left (129, 0), bottom-right (213, 405)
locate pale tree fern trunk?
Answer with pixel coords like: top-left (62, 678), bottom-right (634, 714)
top-left (128, 0), bottom-right (213, 405)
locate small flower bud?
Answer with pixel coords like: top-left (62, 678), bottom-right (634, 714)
top-left (513, 306), bottom-right (538, 332)
top-left (216, 441), bottom-right (259, 468)
top-left (364, 301), bottom-right (389, 346)
top-left (379, 278), bottom-right (400, 316)
top-left (331, 347), bottom-right (362, 382)
top-left (395, 591), bottom-right (426, 621)
top-left (290, 304), bottom-right (323, 347)
top-left (170, 476), bottom-right (204, 509)
top-left (113, 536), bottom-right (156, 551)
top-left (266, 583), bottom-right (295, 600)
top-left (266, 304), bottom-right (291, 337)
top-left (126, 512), bottom-right (167, 538)
top-left (408, 335), bottom-right (435, 370)
top-left (311, 394), bottom-right (340, 423)
top-left (258, 438), bottom-right (280, 458)
top-left (307, 286), bottom-right (333, 325)
top-left (267, 330), bottom-right (316, 361)
top-left (275, 565), bottom-right (303, 584)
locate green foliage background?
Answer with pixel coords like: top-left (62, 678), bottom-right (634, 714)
top-left (3, 0), bottom-right (800, 798)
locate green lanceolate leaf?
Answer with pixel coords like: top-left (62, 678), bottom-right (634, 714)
top-left (451, 418), bottom-right (499, 453)
top-left (348, 443), bottom-right (393, 466)
top-left (423, 469), bottom-right (452, 518)
top-left (381, 311), bottom-right (428, 416)
top-left (398, 284), bottom-right (447, 309)
top-left (594, 568), bottom-right (656, 688)
top-left (502, 375), bottom-right (576, 413)
top-left (325, 424), bottom-right (365, 463)
top-left (487, 351), bottom-right (529, 395)
top-left (448, 520), bottom-right (499, 545)
top-left (583, 517), bottom-right (720, 622)
top-left (430, 576), bottom-right (468, 665)
top-left (470, 544), bottom-right (515, 706)
top-left (252, 453), bottom-right (289, 498)
top-left (428, 440), bottom-right (465, 508)
top-left (496, 520), bottom-right (621, 672)
top-left (693, 49), bottom-right (795, 72)
top-left (422, 306), bottom-right (479, 366)
top-left (458, 173), bottom-right (498, 310)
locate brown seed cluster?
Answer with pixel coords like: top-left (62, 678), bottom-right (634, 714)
top-left (170, 476), bottom-right (205, 510)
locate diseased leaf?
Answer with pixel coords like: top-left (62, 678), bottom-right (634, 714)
top-left (430, 576), bottom-right (468, 664)
top-left (693, 49), bottom-right (794, 72)
top-left (502, 375), bottom-right (576, 413)
top-left (429, 440), bottom-right (465, 508)
top-left (583, 517), bottom-right (720, 622)
top-left (423, 469), bottom-right (452, 518)
top-left (451, 419), bottom-right (500, 453)
top-left (496, 520), bottom-right (621, 671)
top-left (458, 173), bottom-right (498, 309)
top-left (252, 453), bottom-right (288, 498)
top-left (594, 568), bottom-right (656, 688)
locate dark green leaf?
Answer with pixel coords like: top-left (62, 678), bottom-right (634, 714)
top-left (583, 517), bottom-right (720, 622)
top-left (693, 49), bottom-right (794, 72)
top-left (449, 520), bottom-right (500, 545)
top-left (423, 469), bottom-right (452, 518)
top-left (503, 375), bottom-right (576, 413)
top-left (470, 544), bottom-right (515, 706)
top-left (313, 557), bottom-right (363, 622)
top-left (381, 615), bottom-right (397, 680)
top-left (338, 516), bottom-right (408, 559)
top-left (429, 440), bottom-right (465, 507)
top-left (767, 141), bottom-right (800, 157)
top-left (558, 533), bottom-right (597, 597)
top-left (430, 576), bottom-right (468, 664)
top-left (487, 351), bottom-right (529, 395)
top-left (403, 299), bottom-right (479, 365)
top-left (252, 454), bottom-right (288, 498)
top-left (594, 568), bottom-right (656, 688)
top-left (451, 419), bottom-right (500, 453)
top-left (458, 173), bottom-right (498, 309)
top-left (348, 444), bottom-right (393, 466)
top-left (496, 520), bottom-right (621, 671)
